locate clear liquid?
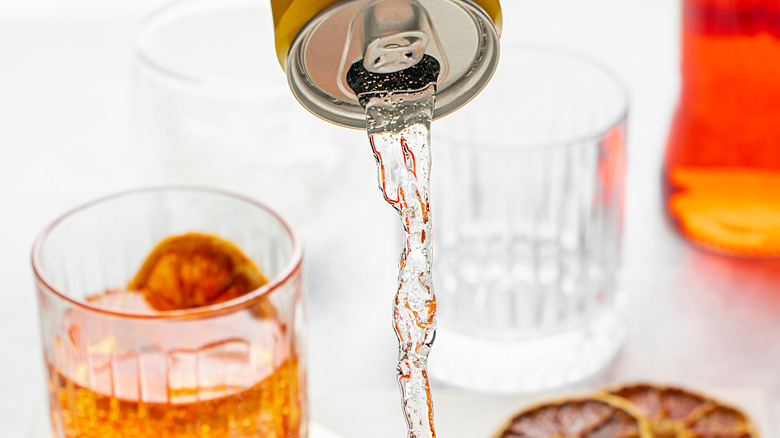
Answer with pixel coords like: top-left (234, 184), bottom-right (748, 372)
top-left (364, 85), bottom-right (437, 438)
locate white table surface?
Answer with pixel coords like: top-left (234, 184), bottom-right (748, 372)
top-left (1, 1), bottom-right (778, 437)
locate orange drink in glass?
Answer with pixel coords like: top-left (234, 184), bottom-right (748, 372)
top-left (32, 188), bottom-right (307, 438)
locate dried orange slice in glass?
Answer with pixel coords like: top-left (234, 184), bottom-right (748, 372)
top-left (128, 232), bottom-right (268, 311)
top-left (606, 383), bottom-right (759, 438)
top-left (492, 394), bottom-right (653, 438)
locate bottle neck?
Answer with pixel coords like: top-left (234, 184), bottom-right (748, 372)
top-left (679, 0), bottom-right (780, 101)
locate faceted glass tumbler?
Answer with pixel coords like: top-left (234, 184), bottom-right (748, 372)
top-left (32, 188), bottom-right (307, 437)
top-left (133, 0), bottom-right (344, 221)
top-left (429, 45), bottom-right (629, 393)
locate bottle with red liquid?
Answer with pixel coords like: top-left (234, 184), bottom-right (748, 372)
top-left (663, 0), bottom-right (780, 256)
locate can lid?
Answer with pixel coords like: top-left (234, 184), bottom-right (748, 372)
top-left (286, 0), bottom-right (500, 129)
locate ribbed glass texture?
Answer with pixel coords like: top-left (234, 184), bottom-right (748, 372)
top-left (33, 188), bottom-right (307, 437)
top-left (430, 46), bottom-right (629, 393)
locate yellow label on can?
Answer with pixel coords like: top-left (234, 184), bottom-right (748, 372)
top-left (271, 0), bottom-right (502, 69)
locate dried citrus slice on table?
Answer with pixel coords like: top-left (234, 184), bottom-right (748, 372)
top-left (492, 394), bottom-right (653, 438)
top-left (685, 404), bottom-right (757, 438)
top-left (128, 232), bottom-right (270, 312)
top-left (605, 383), bottom-right (759, 438)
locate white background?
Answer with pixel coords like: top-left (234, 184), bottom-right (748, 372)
top-left (1, 0), bottom-right (778, 436)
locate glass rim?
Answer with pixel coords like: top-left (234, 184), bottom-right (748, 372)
top-left (133, 0), bottom-right (278, 97)
top-left (436, 43), bottom-right (630, 152)
top-left (31, 186), bottom-right (303, 321)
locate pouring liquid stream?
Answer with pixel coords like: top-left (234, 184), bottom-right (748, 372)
top-left (348, 59), bottom-right (439, 438)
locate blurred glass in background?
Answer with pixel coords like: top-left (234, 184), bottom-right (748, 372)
top-left (134, 0), bottom-right (346, 222)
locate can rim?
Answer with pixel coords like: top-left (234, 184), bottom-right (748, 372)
top-left (285, 0), bottom-right (501, 129)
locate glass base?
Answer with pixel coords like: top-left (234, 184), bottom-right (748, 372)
top-left (429, 310), bottom-right (626, 394)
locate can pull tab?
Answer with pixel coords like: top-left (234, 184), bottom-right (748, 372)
top-left (338, 0), bottom-right (449, 94)
top-left (364, 31), bottom-right (429, 74)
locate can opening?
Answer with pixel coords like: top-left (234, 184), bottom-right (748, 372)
top-left (347, 53), bottom-right (441, 107)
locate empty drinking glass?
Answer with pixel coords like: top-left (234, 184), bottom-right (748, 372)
top-left (133, 0), bottom-right (345, 221)
top-left (429, 45), bottom-right (629, 393)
